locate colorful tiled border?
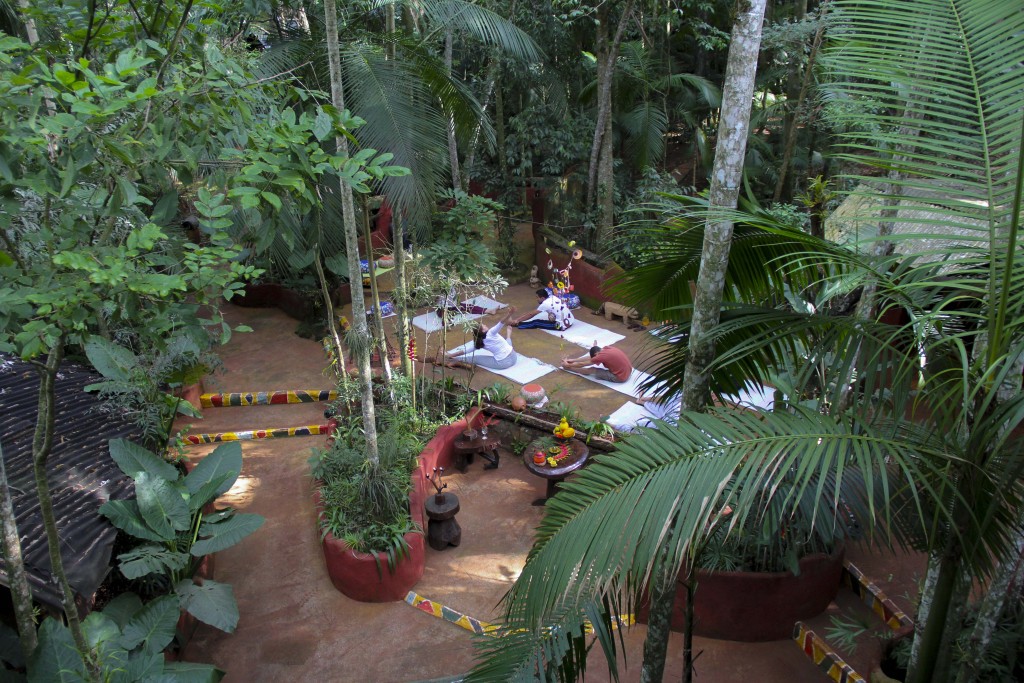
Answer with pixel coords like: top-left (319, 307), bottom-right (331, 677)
top-left (406, 591), bottom-right (500, 636)
top-left (842, 561), bottom-right (914, 632)
top-left (183, 423), bottom-right (332, 444)
top-left (405, 591), bottom-right (634, 639)
top-left (200, 390), bottom-right (338, 409)
top-left (793, 621), bottom-right (866, 683)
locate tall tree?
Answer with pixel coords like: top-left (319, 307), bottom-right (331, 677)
top-left (323, 0), bottom-right (380, 462)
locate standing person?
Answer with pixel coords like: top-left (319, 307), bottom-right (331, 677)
top-left (445, 307), bottom-right (518, 370)
top-left (511, 289), bottom-right (575, 331)
top-left (561, 345), bottom-right (633, 383)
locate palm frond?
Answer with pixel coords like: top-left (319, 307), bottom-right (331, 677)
top-left (418, 0), bottom-right (543, 64)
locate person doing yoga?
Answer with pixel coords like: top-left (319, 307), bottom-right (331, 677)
top-left (561, 345), bottom-right (633, 383)
top-left (511, 289), bottom-right (575, 331)
top-left (445, 307), bottom-right (518, 370)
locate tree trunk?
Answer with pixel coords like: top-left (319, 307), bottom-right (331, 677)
top-left (597, 99), bottom-right (615, 240)
top-left (445, 30), bottom-right (462, 192)
top-left (640, 560), bottom-right (676, 683)
top-left (681, 0), bottom-right (768, 412)
top-left (0, 440), bottom-right (38, 661)
top-left (639, 3), bottom-right (768, 680)
top-left (392, 214), bottom-right (412, 376)
top-left (772, 0), bottom-right (827, 203)
top-left (362, 199), bottom-right (393, 390)
top-left (585, 0), bottom-right (635, 241)
top-left (324, 0), bottom-right (379, 463)
top-left (32, 345), bottom-right (94, 667)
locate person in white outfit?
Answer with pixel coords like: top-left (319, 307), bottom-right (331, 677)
top-left (445, 307), bottom-right (518, 370)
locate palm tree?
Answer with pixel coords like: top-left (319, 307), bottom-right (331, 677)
top-left (468, 1), bottom-right (1024, 682)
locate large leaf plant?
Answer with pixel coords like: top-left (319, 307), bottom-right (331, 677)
top-left (100, 439), bottom-right (264, 635)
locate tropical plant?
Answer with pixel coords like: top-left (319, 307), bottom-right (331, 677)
top-left (468, 3), bottom-right (1024, 683)
top-left (0, 593), bottom-right (223, 682)
top-left (100, 439), bottom-right (264, 635)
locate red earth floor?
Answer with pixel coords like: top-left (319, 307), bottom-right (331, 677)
top-left (177, 295), bottom-right (926, 682)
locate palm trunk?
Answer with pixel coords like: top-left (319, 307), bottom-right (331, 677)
top-left (313, 247), bottom-right (347, 381)
top-left (324, 0), bottom-right (379, 463)
top-left (640, 560), bottom-right (676, 683)
top-left (392, 215), bottom-right (412, 376)
top-left (0, 440), bottom-right (38, 660)
top-left (445, 30), bottom-right (462, 191)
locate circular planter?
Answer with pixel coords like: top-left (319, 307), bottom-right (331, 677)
top-left (321, 529), bottom-right (425, 603)
top-left (641, 544), bottom-right (845, 642)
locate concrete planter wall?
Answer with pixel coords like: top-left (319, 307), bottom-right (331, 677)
top-left (315, 409), bottom-right (485, 602)
top-left (640, 544), bottom-right (846, 642)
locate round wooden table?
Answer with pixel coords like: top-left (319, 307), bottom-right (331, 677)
top-left (453, 432), bottom-right (500, 472)
top-left (522, 438), bottom-right (589, 506)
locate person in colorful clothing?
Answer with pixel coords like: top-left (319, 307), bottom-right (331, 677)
top-left (511, 289), bottom-right (575, 331)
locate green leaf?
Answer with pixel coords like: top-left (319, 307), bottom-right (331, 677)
top-left (114, 650), bottom-right (163, 683)
top-left (260, 191), bottom-right (282, 211)
top-left (184, 442), bottom-right (242, 497)
top-left (101, 593), bottom-right (144, 630)
top-left (135, 473), bottom-right (191, 536)
top-left (312, 110), bottom-right (333, 141)
top-left (175, 579), bottom-right (239, 633)
top-left (28, 619), bottom-right (87, 683)
top-left (117, 544), bottom-right (191, 580)
top-left (100, 499), bottom-right (171, 542)
top-left (119, 595), bottom-right (178, 654)
top-left (84, 337), bottom-right (138, 382)
top-left (82, 612), bottom-right (121, 651)
top-left (191, 512), bottom-right (265, 556)
top-left (160, 661), bottom-right (225, 683)
top-left (108, 439), bottom-right (180, 481)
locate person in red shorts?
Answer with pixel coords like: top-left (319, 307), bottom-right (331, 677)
top-left (561, 345), bottom-right (633, 383)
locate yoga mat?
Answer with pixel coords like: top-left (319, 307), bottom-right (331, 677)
top-left (563, 367), bottom-right (663, 399)
top-left (537, 318), bottom-right (626, 349)
top-left (463, 295), bottom-right (507, 310)
top-left (446, 343), bottom-right (557, 385)
top-left (721, 383), bottom-right (775, 411)
top-left (412, 311), bottom-right (483, 333)
top-left (607, 402), bottom-right (660, 432)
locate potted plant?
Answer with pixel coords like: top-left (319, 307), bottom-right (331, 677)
top-left (309, 406), bottom-right (426, 602)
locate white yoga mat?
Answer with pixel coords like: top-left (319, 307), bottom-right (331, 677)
top-left (446, 342), bottom-right (557, 384)
top-left (412, 311), bottom-right (483, 333)
top-left (538, 319), bottom-right (626, 349)
top-left (563, 367), bottom-right (663, 399)
top-left (463, 295), bottom-right (507, 310)
top-left (607, 402), bottom-right (660, 432)
top-left (721, 383), bottom-right (775, 411)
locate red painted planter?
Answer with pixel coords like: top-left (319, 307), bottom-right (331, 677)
top-left (639, 545), bottom-right (845, 641)
top-left (233, 283), bottom-right (312, 321)
top-left (315, 409), bottom-right (486, 602)
top-left (321, 530), bottom-right (425, 603)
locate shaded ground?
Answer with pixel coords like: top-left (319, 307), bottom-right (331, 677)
top-left (178, 295), bottom-right (926, 682)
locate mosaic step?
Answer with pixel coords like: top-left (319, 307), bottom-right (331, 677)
top-left (181, 423), bottom-right (333, 445)
top-left (199, 389), bottom-right (339, 409)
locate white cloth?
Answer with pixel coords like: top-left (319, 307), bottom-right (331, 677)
top-left (540, 319), bottom-right (625, 349)
top-left (483, 322), bottom-right (514, 362)
top-left (537, 295), bottom-right (575, 330)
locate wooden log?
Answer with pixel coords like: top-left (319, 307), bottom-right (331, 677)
top-left (478, 403), bottom-right (617, 453)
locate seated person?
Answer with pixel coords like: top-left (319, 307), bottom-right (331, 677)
top-left (445, 307), bottom-right (518, 370)
top-left (561, 345), bottom-right (633, 383)
top-left (511, 289), bottom-right (575, 330)
top-left (435, 285), bottom-right (498, 320)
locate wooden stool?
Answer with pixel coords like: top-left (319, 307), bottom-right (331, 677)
top-left (424, 493), bottom-right (461, 550)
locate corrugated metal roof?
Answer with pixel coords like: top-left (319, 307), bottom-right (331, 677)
top-left (0, 355), bottom-right (143, 612)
